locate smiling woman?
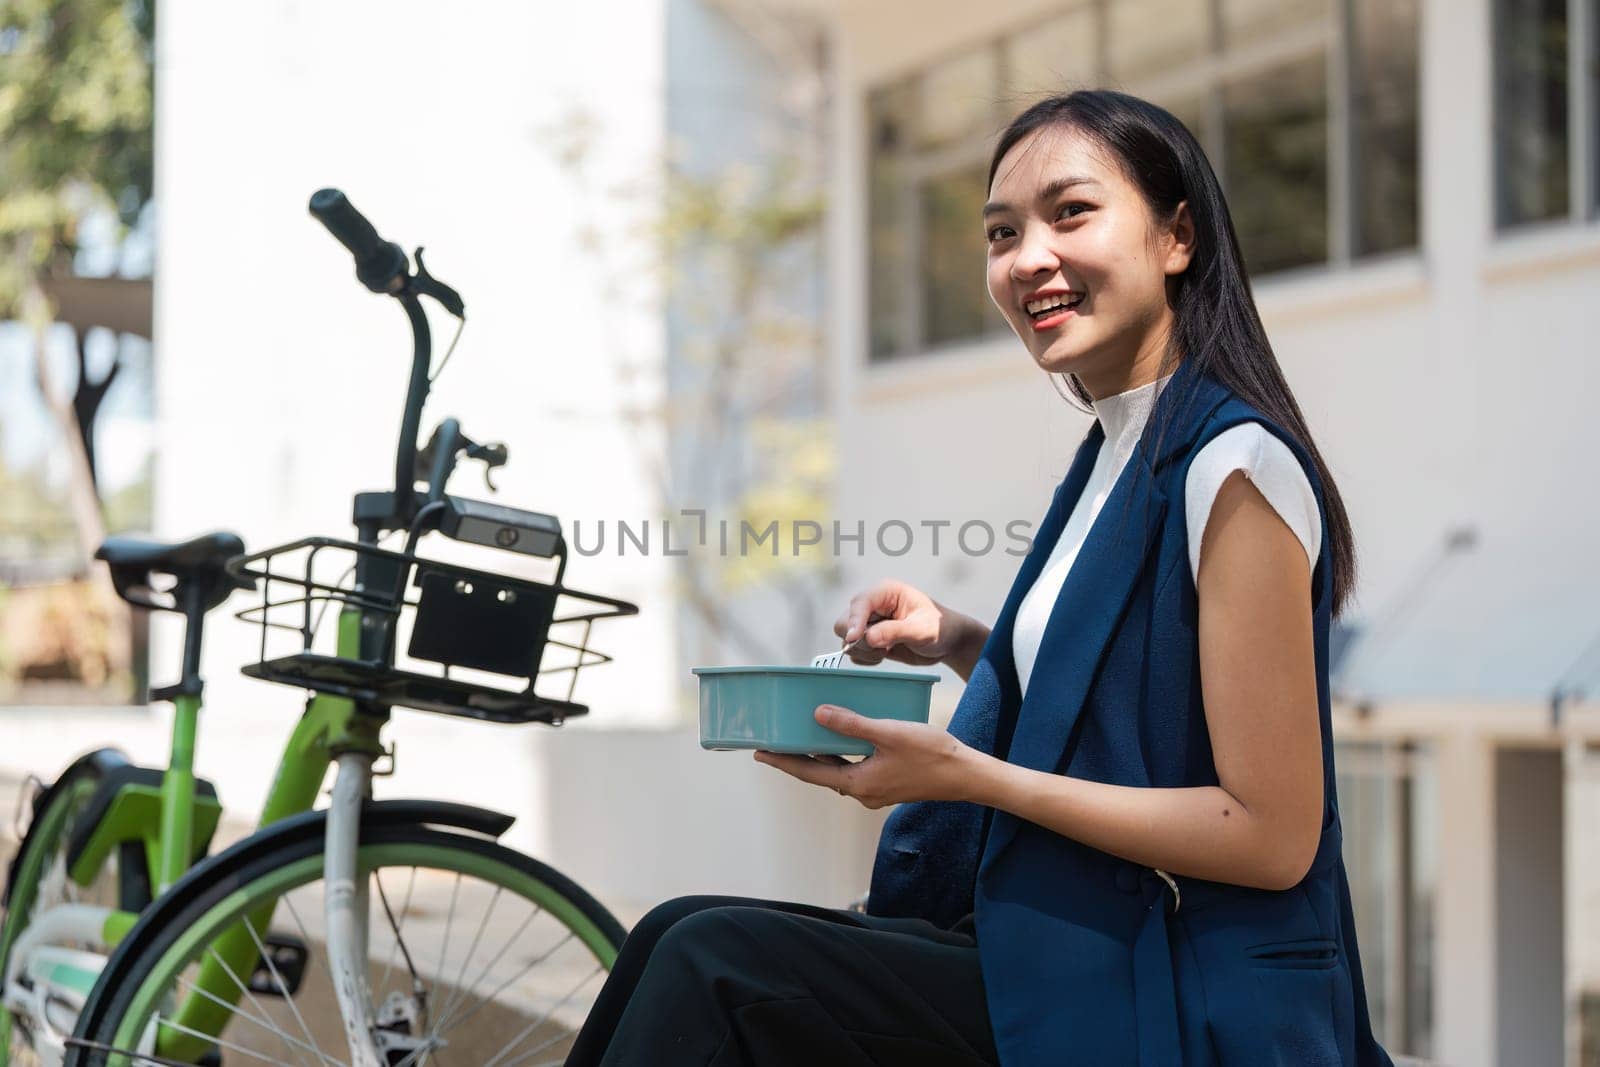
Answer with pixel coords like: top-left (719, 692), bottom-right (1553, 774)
top-left (565, 90), bottom-right (1390, 1067)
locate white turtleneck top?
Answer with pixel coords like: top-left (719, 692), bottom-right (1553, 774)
top-left (1011, 371), bottom-right (1321, 696)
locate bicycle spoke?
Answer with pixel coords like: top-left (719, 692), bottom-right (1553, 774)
top-left (278, 889), bottom-right (341, 993)
top-left (152, 1009), bottom-right (346, 1067)
top-left (432, 929), bottom-right (575, 1038)
top-left (429, 872), bottom-right (464, 1012)
top-left (426, 901), bottom-right (543, 1034)
top-left (241, 909), bottom-right (325, 1058)
top-left (203, 946), bottom-right (316, 1067)
top-left (375, 865), bottom-right (421, 1000)
top-left (63, 1036), bottom-right (203, 1067)
top-left (478, 964), bottom-right (602, 1067)
top-left (174, 971), bottom-right (340, 1067)
top-left (434, 885), bottom-right (502, 1026)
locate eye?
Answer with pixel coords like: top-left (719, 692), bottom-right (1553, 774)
top-left (1057, 202), bottom-right (1092, 221)
top-left (985, 223), bottom-right (1017, 243)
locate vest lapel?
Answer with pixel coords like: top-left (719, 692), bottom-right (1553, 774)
top-left (983, 362), bottom-right (1232, 859)
top-left (980, 423), bottom-right (1105, 709)
top-left (1002, 452), bottom-right (1169, 778)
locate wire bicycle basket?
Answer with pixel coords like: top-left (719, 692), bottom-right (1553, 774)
top-left (225, 536), bottom-right (637, 725)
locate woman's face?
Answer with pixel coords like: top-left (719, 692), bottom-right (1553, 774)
top-left (984, 125), bottom-right (1192, 397)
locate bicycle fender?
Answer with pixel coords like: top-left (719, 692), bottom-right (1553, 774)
top-left (4, 748), bottom-right (130, 908)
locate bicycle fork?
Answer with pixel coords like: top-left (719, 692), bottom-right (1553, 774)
top-left (325, 751), bottom-right (386, 1067)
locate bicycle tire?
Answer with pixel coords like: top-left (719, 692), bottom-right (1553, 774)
top-left (68, 804), bottom-right (626, 1066)
top-left (1, 750), bottom-right (138, 1067)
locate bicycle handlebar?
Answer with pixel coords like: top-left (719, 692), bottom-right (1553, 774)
top-left (308, 188), bottom-right (409, 294)
top-left (309, 187), bottom-right (475, 538)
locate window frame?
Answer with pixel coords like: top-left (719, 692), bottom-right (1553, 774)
top-left (864, 0), bottom-right (1421, 364)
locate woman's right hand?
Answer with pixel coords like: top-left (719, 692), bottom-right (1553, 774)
top-left (833, 580), bottom-right (990, 681)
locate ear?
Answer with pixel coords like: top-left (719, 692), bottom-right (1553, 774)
top-left (1162, 200), bottom-right (1196, 276)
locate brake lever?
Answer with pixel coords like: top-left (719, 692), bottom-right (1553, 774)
top-left (467, 441), bottom-right (508, 493)
top-left (408, 248), bottom-right (465, 319)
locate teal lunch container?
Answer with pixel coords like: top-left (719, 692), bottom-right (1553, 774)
top-left (693, 665), bottom-right (939, 756)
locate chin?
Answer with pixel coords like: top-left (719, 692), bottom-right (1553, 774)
top-left (1032, 344), bottom-right (1088, 375)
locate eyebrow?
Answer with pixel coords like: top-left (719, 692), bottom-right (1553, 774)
top-left (982, 175), bottom-right (1102, 217)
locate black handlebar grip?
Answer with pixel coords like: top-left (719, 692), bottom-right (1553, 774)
top-left (308, 188), bottom-right (409, 294)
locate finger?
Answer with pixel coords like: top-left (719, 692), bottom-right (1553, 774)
top-left (753, 750), bottom-right (851, 791)
top-left (862, 617), bottom-right (912, 650)
top-left (845, 642), bottom-right (887, 665)
top-left (846, 583), bottom-right (901, 642)
top-left (815, 704), bottom-right (892, 743)
top-left (843, 593), bottom-right (876, 643)
top-left (885, 647), bottom-right (940, 667)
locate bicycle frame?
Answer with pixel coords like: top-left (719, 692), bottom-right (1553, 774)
top-left (91, 603), bottom-right (383, 1062)
top-left (127, 287), bottom-right (448, 1062)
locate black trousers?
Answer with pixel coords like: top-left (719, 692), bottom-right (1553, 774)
top-left (563, 895), bottom-right (998, 1067)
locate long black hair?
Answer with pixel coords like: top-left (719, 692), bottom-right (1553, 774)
top-left (990, 89), bottom-right (1358, 619)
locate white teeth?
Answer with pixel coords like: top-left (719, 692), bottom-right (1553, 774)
top-left (1025, 293), bottom-right (1080, 315)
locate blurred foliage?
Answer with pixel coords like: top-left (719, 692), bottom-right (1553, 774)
top-left (0, 579), bottom-right (120, 696)
top-left (543, 107), bottom-right (834, 665)
top-left (0, 0), bottom-right (153, 321)
top-left (659, 160), bottom-right (833, 657)
top-left (102, 451), bottom-right (152, 529)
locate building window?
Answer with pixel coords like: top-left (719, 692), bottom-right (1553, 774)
top-left (1222, 58), bottom-right (1331, 274)
top-left (1494, 0), bottom-right (1600, 227)
top-left (866, 0), bottom-right (1421, 362)
top-left (1336, 740), bottom-right (1437, 1059)
top-left (1495, 0), bottom-right (1572, 225)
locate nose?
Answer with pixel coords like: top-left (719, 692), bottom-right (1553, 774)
top-left (1009, 222), bottom-right (1060, 283)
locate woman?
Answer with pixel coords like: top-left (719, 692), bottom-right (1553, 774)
top-left (565, 90), bottom-right (1392, 1066)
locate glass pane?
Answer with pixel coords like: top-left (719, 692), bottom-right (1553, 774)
top-left (1107, 0), bottom-right (1209, 84)
top-left (917, 46), bottom-right (1001, 150)
top-left (918, 163), bottom-right (995, 348)
top-left (1493, 0), bottom-right (1569, 226)
top-left (1005, 7), bottom-right (1097, 99)
top-left (1591, 0), bottom-right (1599, 215)
top-left (1222, 0), bottom-right (1330, 50)
top-left (1223, 57), bottom-right (1329, 274)
top-left (868, 84), bottom-right (914, 361)
top-left (1351, 0), bottom-right (1420, 255)
top-left (1407, 749), bottom-right (1438, 1057)
top-left (1337, 754), bottom-right (1394, 1043)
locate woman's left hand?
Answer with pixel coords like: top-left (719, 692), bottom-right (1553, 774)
top-left (753, 705), bottom-right (985, 809)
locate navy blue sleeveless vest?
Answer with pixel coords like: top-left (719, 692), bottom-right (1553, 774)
top-left (867, 358), bottom-right (1392, 1066)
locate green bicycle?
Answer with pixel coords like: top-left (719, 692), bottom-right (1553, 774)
top-left (2, 190), bottom-right (637, 1067)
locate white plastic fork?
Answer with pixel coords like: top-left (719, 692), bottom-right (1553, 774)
top-left (810, 634), bottom-right (865, 670)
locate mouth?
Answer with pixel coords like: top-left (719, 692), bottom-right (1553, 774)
top-left (1023, 292), bottom-right (1084, 332)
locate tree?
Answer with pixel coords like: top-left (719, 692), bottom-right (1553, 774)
top-left (0, 0), bottom-right (154, 565)
top-left (540, 20), bottom-right (836, 675)
top-left (1, 0), bottom-right (154, 700)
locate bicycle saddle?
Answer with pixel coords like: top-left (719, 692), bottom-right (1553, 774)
top-left (96, 531), bottom-right (254, 612)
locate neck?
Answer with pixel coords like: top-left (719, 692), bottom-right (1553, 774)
top-left (1076, 315), bottom-right (1177, 401)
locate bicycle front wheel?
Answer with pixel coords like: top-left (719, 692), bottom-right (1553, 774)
top-left (69, 809), bottom-right (626, 1067)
